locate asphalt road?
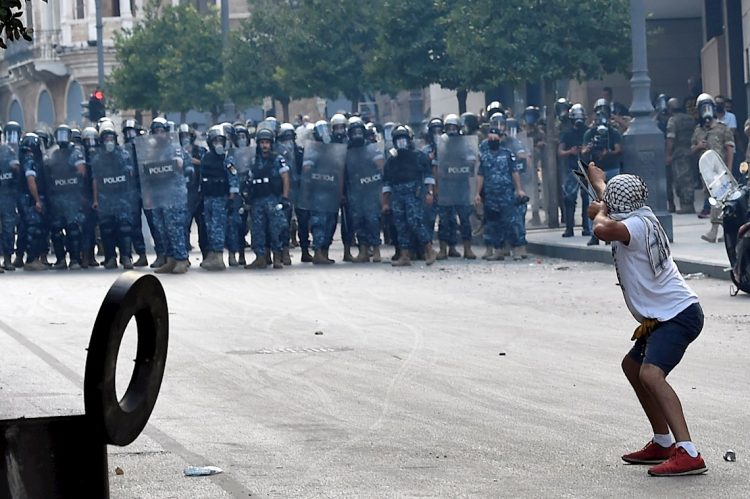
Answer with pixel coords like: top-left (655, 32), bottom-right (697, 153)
top-left (1, 254), bottom-right (748, 498)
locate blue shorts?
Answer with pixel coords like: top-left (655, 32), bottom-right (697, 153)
top-left (627, 303), bottom-right (704, 375)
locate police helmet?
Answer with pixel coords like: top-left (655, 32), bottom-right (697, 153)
top-left (54, 124), bottom-right (73, 147)
top-left (34, 124), bottom-right (54, 148)
top-left (278, 122), bottom-right (295, 143)
top-left (522, 106), bottom-right (541, 126)
top-left (654, 94), bottom-right (668, 113)
top-left (330, 113), bottom-right (348, 141)
top-left (427, 117), bottom-right (444, 136)
top-left (82, 127), bottom-right (99, 149)
top-left (207, 124), bottom-right (227, 154)
top-left (391, 125), bottom-right (412, 150)
top-left (122, 119), bottom-right (140, 142)
top-left (569, 103), bottom-right (587, 126)
top-left (100, 122), bottom-right (118, 151)
top-left (486, 101), bottom-right (504, 117)
top-left (461, 112), bottom-right (479, 135)
top-left (19, 132), bottom-right (42, 155)
top-left (555, 98), bottom-right (572, 121)
top-left (150, 117), bottom-right (169, 135)
top-left (70, 128), bottom-right (82, 146)
top-left (696, 93), bottom-right (716, 122)
top-left (313, 120), bottom-right (331, 144)
top-left (444, 114), bottom-right (461, 136)
top-left (347, 119), bottom-right (366, 145)
top-left (489, 112), bottom-right (506, 129)
top-left (234, 124), bottom-right (251, 147)
top-left (4, 121), bottom-right (22, 146)
top-left (364, 122), bottom-right (377, 143)
top-left (255, 127), bottom-right (275, 145)
top-left (667, 97), bottom-right (681, 112)
top-left (259, 117), bottom-right (278, 133)
top-left (593, 98), bottom-right (611, 118)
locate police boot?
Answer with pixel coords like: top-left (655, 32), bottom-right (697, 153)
top-left (390, 248), bottom-right (401, 262)
top-left (290, 219), bottom-right (299, 248)
top-left (487, 250), bottom-right (505, 261)
top-left (12, 254), bottom-right (24, 268)
top-left (352, 244), bottom-right (370, 263)
top-left (155, 257), bottom-right (177, 274)
top-left (0, 265), bottom-right (3, 273)
top-left (448, 245), bottom-right (461, 258)
top-left (3, 255), bottom-right (15, 271)
top-left (391, 249), bottom-right (411, 267)
top-left (238, 251), bottom-right (247, 266)
top-left (265, 248), bottom-right (272, 265)
top-left (281, 248), bottom-right (292, 265)
top-left (424, 243), bottom-right (437, 266)
top-left (103, 258), bottom-right (118, 270)
top-left (300, 248), bottom-right (313, 263)
top-left (120, 256), bottom-right (134, 270)
top-left (134, 253), bottom-right (148, 267)
top-left (86, 248), bottom-right (100, 267)
top-left (150, 254), bottom-right (166, 269)
top-left (323, 247), bottom-right (335, 263)
top-left (701, 223), bottom-right (720, 243)
top-left (23, 259), bottom-right (48, 271)
top-left (343, 244), bottom-right (353, 262)
top-left (172, 260), bottom-right (189, 274)
top-left (40, 253), bottom-right (51, 267)
top-left (463, 241), bottom-right (476, 260)
top-left (312, 249), bottom-right (331, 265)
top-left (228, 252), bottom-right (239, 267)
top-left (481, 246), bottom-right (494, 260)
top-left (52, 259), bottom-right (68, 270)
top-left (436, 242), bottom-right (448, 260)
top-left (204, 252), bottom-right (226, 271)
top-left (502, 243), bottom-right (512, 257)
top-left (371, 246), bottom-right (382, 263)
top-left (272, 251), bottom-right (284, 269)
top-left (513, 245), bottom-right (528, 261)
top-left (245, 254), bottom-right (269, 269)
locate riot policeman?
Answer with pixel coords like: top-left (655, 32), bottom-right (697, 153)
top-left (0, 124), bottom-right (20, 271)
top-left (122, 119), bottom-right (149, 267)
top-left (18, 133), bottom-right (48, 270)
top-left (382, 125), bottom-right (437, 266)
top-left (275, 122), bottom-right (300, 265)
top-left (558, 103), bottom-right (591, 238)
top-left (179, 123), bottom-right (207, 260)
top-left (242, 127), bottom-right (290, 269)
top-left (92, 123), bottom-right (137, 269)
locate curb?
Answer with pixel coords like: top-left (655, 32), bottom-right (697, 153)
top-left (527, 241), bottom-right (731, 281)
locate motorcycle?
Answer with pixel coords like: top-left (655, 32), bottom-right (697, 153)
top-left (699, 151), bottom-right (750, 294)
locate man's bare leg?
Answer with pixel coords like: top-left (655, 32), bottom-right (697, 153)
top-left (622, 355), bottom-right (669, 435)
top-left (638, 363), bottom-right (691, 442)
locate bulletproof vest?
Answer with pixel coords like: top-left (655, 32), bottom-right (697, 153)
top-left (672, 113), bottom-right (696, 153)
top-left (200, 151), bottom-right (229, 197)
top-left (46, 148), bottom-right (82, 200)
top-left (385, 150), bottom-right (426, 186)
top-left (249, 153), bottom-right (282, 199)
top-left (0, 145), bottom-right (18, 194)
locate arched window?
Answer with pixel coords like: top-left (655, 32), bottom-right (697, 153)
top-left (9, 99), bottom-right (24, 129)
top-left (37, 90), bottom-right (55, 125)
top-left (66, 81), bottom-right (84, 124)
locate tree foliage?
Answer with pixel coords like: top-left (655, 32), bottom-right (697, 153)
top-left (0, 0), bottom-right (38, 49)
top-left (109, 0), bottom-right (222, 116)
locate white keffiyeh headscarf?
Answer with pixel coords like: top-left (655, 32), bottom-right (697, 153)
top-left (604, 174), bottom-right (671, 277)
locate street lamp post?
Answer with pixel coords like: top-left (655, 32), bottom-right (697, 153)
top-left (95, 0), bottom-right (104, 89)
top-left (622, 0), bottom-right (673, 241)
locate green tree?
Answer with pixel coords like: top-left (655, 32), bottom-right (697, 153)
top-left (109, 0), bottom-right (224, 120)
top-left (0, 0), bottom-right (37, 49)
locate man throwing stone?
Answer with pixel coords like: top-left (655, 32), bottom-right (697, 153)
top-left (587, 165), bottom-right (707, 477)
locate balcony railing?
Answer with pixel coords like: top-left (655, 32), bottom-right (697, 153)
top-left (2, 29), bottom-right (61, 67)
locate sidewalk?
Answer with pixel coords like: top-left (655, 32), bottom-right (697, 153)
top-left (526, 212), bottom-right (731, 280)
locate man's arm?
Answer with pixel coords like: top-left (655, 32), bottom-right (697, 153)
top-left (281, 171), bottom-right (290, 199)
top-left (588, 201), bottom-right (630, 243)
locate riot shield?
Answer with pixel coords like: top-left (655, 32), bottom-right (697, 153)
top-left (135, 134), bottom-right (186, 210)
top-left (92, 149), bottom-right (132, 216)
top-left (297, 141), bottom-right (347, 213)
top-left (45, 147), bottom-right (83, 217)
top-left (436, 135), bottom-right (478, 206)
top-left (700, 150), bottom-right (738, 202)
top-left (230, 146), bottom-right (255, 180)
top-left (346, 143), bottom-right (384, 215)
top-left (275, 142), bottom-right (298, 203)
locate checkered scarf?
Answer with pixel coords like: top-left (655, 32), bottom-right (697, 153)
top-left (604, 174), bottom-right (671, 277)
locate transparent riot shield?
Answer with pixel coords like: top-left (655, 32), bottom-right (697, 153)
top-left (92, 149), bottom-right (132, 216)
top-left (297, 141), bottom-right (347, 213)
top-left (700, 150), bottom-right (738, 202)
top-left (45, 147), bottom-right (83, 218)
top-left (436, 135), bottom-right (478, 206)
top-left (346, 143), bottom-right (384, 215)
top-left (275, 142), bottom-right (298, 203)
top-left (135, 134), bottom-right (186, 210)
top-left (230, 146), bottom-right (255, 180)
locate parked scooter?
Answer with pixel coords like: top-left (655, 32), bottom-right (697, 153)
top-left (699, 151), bottom-right (750, 294)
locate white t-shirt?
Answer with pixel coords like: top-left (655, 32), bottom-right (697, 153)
top-left (719, 111), bottom-right (738, 130)
top-left (612, 217), bottom-right (698, 322)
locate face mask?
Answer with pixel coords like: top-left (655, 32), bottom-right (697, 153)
top-left (395, 137), bottom-right (408, 150)
top-left (237, 137), bottom-right (248, 147)
top-left (104, 141), bottom-right (115, 153)
top-left (488, 140), bottom-right (501, 151)
top-left (214, 144), bottom-right (225, 155)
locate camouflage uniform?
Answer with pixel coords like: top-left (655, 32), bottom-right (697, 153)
top-left (0, 145), bottom-right (19, 258)
top-left (200, 150), bottom-right (238, 253)
top-left (244, 151), bottom-right (289, 256)
top-left (692, 120), bottom-right (734, 224)
top-left (479, 146), bottom-right (522, 248)
top-left (19, 149), bottom-right (47, 262)
top-left (420, 142), bottom-right (439, 241)
top-left (383, 149), bottom-right (434, 250)
top-left (666, 112), bottom-right (697, 207)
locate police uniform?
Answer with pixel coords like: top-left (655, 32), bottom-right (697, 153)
top-left (0, 144), bottom-right (19, 264)
top-left (45, 145), bottom-right (87, 267)
top-left (18, 147), bottom-right (47, 265)
top-left (383, 149), bottom-right (434, 250)
top-left (245, 150), bottom-right (288, 258)
top-left (200, 149), bottom-right (238, 253)
top-left (478, 146), bottom-right (522, 249)
top-left (559, 126), bottom-right (591, 235)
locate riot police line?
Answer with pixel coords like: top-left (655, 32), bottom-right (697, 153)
top-left (0, 108), bottom-right (534, 274)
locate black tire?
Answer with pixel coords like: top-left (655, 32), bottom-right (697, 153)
top-left (84, 272), bottom-right (169, 446)
top-left (735, 237), bottom-right (750, 294)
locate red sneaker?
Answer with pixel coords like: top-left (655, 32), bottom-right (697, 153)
top-left (648, 447), bottom-right (707, 476)
top-left (622, 441), bottom-right (675, 464)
